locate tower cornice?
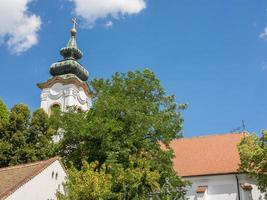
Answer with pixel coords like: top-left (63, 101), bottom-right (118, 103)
top-left (37, 75), bottom-right (92, 98)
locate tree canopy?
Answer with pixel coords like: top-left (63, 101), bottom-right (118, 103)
top-left (57, 69), bottom-right (187, 199)
top-left (0, 102), bottom-right (56, 167)
top-left (238, 131), bottom-right (267, 198)
top-left (0, 69), bottom-right (187, 199)
top-left (0, 98), bottom-right (9, 132)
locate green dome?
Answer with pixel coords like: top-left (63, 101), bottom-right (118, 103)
top-left (50, 22), bottom-right (89, 81)
top-left (50, 59), bottom-right (89, 81)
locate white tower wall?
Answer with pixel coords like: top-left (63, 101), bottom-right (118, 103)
top-left (40, 82), bottom-right (92, 114)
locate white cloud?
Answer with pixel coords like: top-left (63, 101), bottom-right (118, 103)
top-left (105, 21), bottom-right (113, 28)
top-left (0, 0), bottom-right (41, 54)
top-left (70, 0), bottom-right (146, 27)
top-left (260, 27), bottom-right (267, 40)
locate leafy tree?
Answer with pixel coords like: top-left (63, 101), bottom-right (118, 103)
top-left (57, 69), bottom-right (187, 198)
top-left (7, 104), bottom-right (34, 165)
top-left (109, 152), bottom-right (161, 199)
top-left (0, 140), bottom-right (11, 167)
top-left (58, 152), bottom-right (162, 200)
top-left (238, 131), bottom-right (267, 198)
top-left (0, 99), bottom-right (10, 166)
top-left (0, 101), bottom-right (56, 167)
top-left (0, 98), bottom-right (9, 134)
top-left (28, 108), bottom-right (55, 160)
top-left (57, 161), bottom-right (114, 200)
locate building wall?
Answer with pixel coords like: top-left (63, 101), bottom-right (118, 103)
top-left (40, 82), bottom-right (92, 114)
top-left (6, 160), bottom-right (67, 200)
top-left (184, 174), bottom-right (264, 200)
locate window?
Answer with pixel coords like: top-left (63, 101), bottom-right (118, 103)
top-left (49, 104), bottom-right (61, 116)
top-left (196, 186), bottom-right (208, 193)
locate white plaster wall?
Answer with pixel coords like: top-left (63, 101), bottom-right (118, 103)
top-left (40, 83), bottom-right (92, 114)
top-left (238, 174), bottom-right (264, 200)
top-left (185, 174), bottom-right (265, 200)
top-left (6, 160), bottom-right (67, 200)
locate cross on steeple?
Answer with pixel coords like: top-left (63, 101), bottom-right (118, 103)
top-left (72, 17), bottom-right (77, 30)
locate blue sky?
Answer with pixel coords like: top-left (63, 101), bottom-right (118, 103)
top-left (0, 0), bottom-right (267, 137)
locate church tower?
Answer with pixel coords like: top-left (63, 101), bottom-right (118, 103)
top-left (37, 19), bottom-right (92, 114)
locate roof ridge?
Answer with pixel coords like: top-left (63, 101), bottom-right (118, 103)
top-left (178, 132), bottom-right (247, 141)
top-left (0, 156), bottom-right (59, 172)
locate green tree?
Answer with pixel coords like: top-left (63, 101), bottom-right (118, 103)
top-left (57, 161), bottom-right (114, 200)
top-left (238, 131), bottom-right (267, 198)
top-left (0, 99), bottom-right (10, 166)
top-left (58, 69), bottom-right (187, 198)
top-left (0, 98), bottom-right (9, 134)
top-left (109, 152), bottom-right (161, 199)
top-left (7, 104), bottom-right (35, 165)
top-left (58, 153), bottom-right (161, 200)
top-left (28, 108), bottom-right (55, 160)
top-left (0, 101), bottom-right (56, 167)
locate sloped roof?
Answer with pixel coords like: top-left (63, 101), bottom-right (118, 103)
top-left (0, 157), bottom-right (62, 200)
top-left (170, 133), bottom-right (246, 177)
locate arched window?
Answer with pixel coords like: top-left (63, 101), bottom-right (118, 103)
top-left (49, 103), bottom-right (61, 116)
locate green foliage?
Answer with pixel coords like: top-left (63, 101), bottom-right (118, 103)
top-left (0, 98), bottom-right (9, 134)
top-left (0, 101), bottom-right (56, 167)
top-left (6, 104), bottom-right (33, 165)
top-left (110, 152), bottom-right (161, 199)
top-left (28, 109), bottom-right (55, 160)
top-left (238, 131), bottom-right (267, 198)
top-left (58, 153), bottom-right (161, 200)
top-left (58, 161), bottom-right (114, 200)
top-left (57, 69), bottom-right (187, 198)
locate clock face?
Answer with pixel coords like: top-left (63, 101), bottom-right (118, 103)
top-left (79, 88), bottom-right (87, 101)
top-left (50, 83), bottom-right (62, 96)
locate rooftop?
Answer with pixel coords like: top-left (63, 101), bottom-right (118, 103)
top-left (0, 157), bottom-right (61, 199)
top-left (171, 132), bottom-right (246, 177)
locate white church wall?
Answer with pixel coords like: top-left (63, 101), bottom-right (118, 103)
top-left (40, 82), bottom-right (92, 114)
top-left (238, 174), bottom-right (264, 200)
top-left (184, 174), bottom-right (264, 200)
top-left (6, 160), bottom-right (67, 200)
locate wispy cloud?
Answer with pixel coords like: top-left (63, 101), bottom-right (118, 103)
top-left (70, 0), bottom-right (146, 27)
top-left (259, 27), bottom-right (267, 40)
top-left (105, 21), bottom-right (114, 28)
top-left (0, 0), bottom-right (41, 54)
top-left (261, 60), bottom-right (267, 71)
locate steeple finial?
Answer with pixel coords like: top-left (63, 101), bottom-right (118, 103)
top-left (49, 18), bottom-right (89, 81)
top-left (71, 17), bottom-right (77, 36)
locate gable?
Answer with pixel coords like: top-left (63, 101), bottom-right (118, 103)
top-left (0, 157), bottom-right (64, 199)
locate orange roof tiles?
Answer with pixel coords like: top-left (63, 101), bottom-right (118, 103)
top-left (170, 133), bottom-right (246, 177)
top-left (0, 157), bottom-right (61, 200)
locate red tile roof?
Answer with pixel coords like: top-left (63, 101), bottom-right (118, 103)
top-left (0, 157), bottom-right (62, 200)
top-left (170, 133), bottom-right (246, 177)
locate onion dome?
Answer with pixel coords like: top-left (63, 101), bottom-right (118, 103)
top-left (50, 18), bottom-right (89, 81)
